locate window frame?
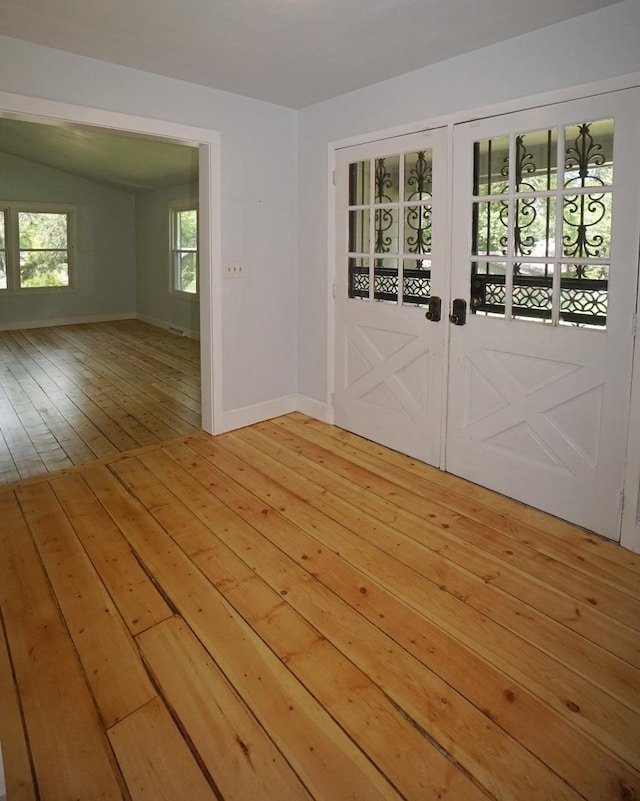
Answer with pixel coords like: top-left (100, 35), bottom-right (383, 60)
top-left (0, 201), bottom-right (76, 293)
top-left (169, 199), bottom-right (199, 298)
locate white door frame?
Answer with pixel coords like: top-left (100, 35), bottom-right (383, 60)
top-left (327, 71), bottom-right (640, 552)
top-left (0, 89), bottom-right (223, 435)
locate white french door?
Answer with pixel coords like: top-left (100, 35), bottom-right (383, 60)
top-left (334, 129), bottom-right (449, 465)
top-left (334, 88), bottom-right (640, 540)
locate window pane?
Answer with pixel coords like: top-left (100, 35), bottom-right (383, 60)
top-left (20, 250), bottom-right (69, 287)
top-left (178, 251), bottom-right (197, 293)
top-left (178, 210), bottom-right (197, 250)
top-left (0, 252), bottom-right (6, 289)
top-left (19, 212), bottom-right (68, 249)
top-left (0, 211), bottom-right (5, 249)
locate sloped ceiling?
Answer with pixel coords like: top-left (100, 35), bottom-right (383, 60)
top-left (0, 0), bottom-right (622, 108)
top-left (0, 117), bottom-right (199, 194)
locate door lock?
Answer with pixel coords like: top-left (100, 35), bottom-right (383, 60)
top-left (424, 295), bottom-right (442, 322)
top-left (449, 298), bottom-right (467, 326)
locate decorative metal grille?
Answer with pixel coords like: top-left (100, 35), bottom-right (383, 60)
top-left (471, 119), bottom-right (613, 326)
top-left (348, 149), bottom-right (434, 305)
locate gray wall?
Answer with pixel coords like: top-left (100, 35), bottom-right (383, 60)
top-left (0, 150), bottom-right (136, 327)
top-left (135, 181), bottom-right (200, 336)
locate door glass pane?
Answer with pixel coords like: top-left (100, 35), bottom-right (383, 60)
top-left (0, 252), bottom-right (6, 289)
top-left (514, 195), bottom-right (556, 258)
top-left (514, 129), bottom-right (558, 192)
top-left (348, 257), bottom-right (370, 300)
top-left (472, 200), bottom-right (507, 256)
top-left (374, 257), bottom-right (398, 303)
top-left (560, 263), bottom-right (608, 327)
top-left (402, 258), bottom-right (430, 306)
top-left (404, 150), bottom-right (432, 200)
top-left (404, 205), bottom-right (432, 255)
top-left (473, 136), bottom-right (509, 195)
top-left (374, 208), bottom-right (399, 255)
top-left (512, 264), bottom-right (553, 323)
top-left (470, 262), bottom-right (507, 318)
top-left (375, 155), bottom-right (400, 203)
top-left (562, 192), bottom-right (611, 259)
top-left (348, 209), bottom-right (370, 253)
top-left (349, 160), bottom-right (371, 205)
top-left (565, 120), bottom-right (613, 187)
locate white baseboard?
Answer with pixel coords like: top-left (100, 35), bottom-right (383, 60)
top-left (296, 394), bottom-right (329, 422)
top-left (0, 311), bottom-right (135, 331)
top-left (216, 394), bottom-right (298, 434)
top-left (215, 394), bottom-right (329, 434)
top-left (135, 313), bottom-right (200, 340)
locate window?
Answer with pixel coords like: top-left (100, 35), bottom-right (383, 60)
top-left (0, 203), bottom-right (74, 291)
top-left (170, 202), bottom-right (198, 295)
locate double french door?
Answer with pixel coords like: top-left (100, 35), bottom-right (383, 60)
top-left (334, 88), bottom-right (640, 540)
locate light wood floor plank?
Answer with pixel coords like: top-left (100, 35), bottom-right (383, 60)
top-left (161, 436), bottom-right (640, 800)
top-left (266, 418), bottom-right (640, 629)
top-left (113, 453), bottom-right (489, 801)
top-left (1, 418), bottom-right (639, 801)
top-left (0, 611), bottom-right (36, 801)
top-left (183, 432), bottom-right (640, 772)
top-left (107, 696), bottom-right (217, 801)
top-left (0, 491), bottom-right (125, 800)
top-left (239, 423), bottom-right (640, 667)
top-left (296, 412), bottom-right (640, 575)
top-left (138, 615), bottom-right (316, 801)
top-left (0, 320), bottom-right (201, 485)
top-left (49, 472), bottom-right (173, 635)
top-left (83, 463), bottom-right (408, 801)
top-left (16, 482), bottom-right (157, 727)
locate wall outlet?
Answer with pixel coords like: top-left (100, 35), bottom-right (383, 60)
top-left (225, 262), bottom-right (246, 278)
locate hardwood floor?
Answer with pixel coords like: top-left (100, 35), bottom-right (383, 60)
top-left (0, 319), bottom-right (201, 484)
top-left (1, 413), bottom-right (639, 800)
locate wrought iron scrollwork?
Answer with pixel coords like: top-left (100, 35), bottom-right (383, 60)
top-left (374, 158), bottom-right (394, 259)
top-left (563, 123), bottom-right (609, 260)
top-left (405, 151), bottom-right (433, 260)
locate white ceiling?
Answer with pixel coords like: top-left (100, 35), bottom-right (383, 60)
top-left (0, 0), bottom-right (622, 109)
